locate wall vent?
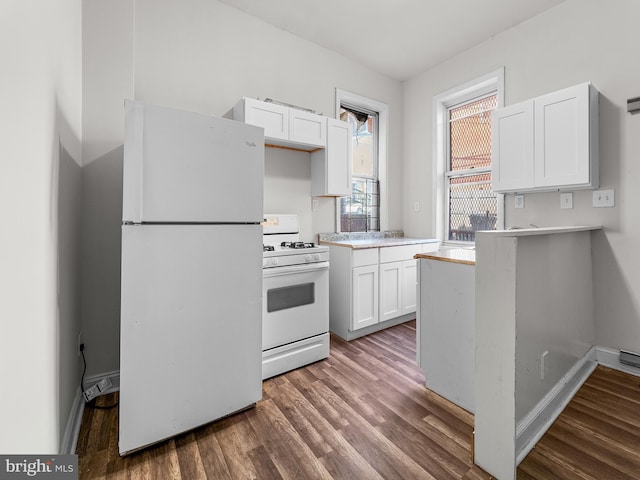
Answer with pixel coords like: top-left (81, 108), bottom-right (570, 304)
top-left (619, 350), bottom-right (640, 368)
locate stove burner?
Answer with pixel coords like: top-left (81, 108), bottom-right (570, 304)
top-left (280, 241), bottom-right (316, 249)
top-left (263, 245), bottom-right (275, 252)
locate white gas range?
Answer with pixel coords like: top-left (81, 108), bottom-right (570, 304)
top-left (261, 214), bottom-right (330, 379)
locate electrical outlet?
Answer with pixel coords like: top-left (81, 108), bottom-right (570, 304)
top-left (83, 384), bottom-right (100, 402)
top-left (592, 189), bottom-right (615, 208)
top-left (515, 195), bottom-right (525, 209)
top-left (312, 198), bottom-right (319, 211)
top-left (560, 192), bottom-right (573, 209)
top-left (83, 376), bottom-right (112, 402)
top-left (414, 201), bottom-right (420, 212)
top-left (77, 332), bottom-right (83, 357)
top-left (97, 377), bottom-right (112, 392)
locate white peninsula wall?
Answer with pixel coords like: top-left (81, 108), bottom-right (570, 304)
top-left (474, 226), bottom-right (600, 480)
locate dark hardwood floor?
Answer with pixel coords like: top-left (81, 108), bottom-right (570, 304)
top-left (518, 365), bottom-right (640, 479)
top-left (77, 321), bottom-right (640, 479)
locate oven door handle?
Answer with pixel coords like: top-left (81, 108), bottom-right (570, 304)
top-left (263, 261), bottom-right (330, 277)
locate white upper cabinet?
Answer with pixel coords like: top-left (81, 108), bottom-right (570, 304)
top-left (289, 109), bottom-right (326, 147)
top-left (492, 101), bottom-right (534, 192)
top-left (492, 83), bottom-right (599, 193)
top-left (534, 84), bottom-right (596, 189)
top-left (235, 97), bottom-right (351, 197)
top-left (234, 97), bottom-right (325, 149)
top-left (311, 118), bottom-right (351, 196)
top-left (235, 97), bottom-right (289, 141)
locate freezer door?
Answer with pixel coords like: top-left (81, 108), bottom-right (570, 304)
top-left (119, 224), bottom-right (262, 455)
top-left (123, 100), bottom-right (264, 223)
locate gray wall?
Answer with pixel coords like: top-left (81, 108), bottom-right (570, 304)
top-left (404, 0), bottom-right (640, 354)
top-left (81, 0), bottom-right (133, 377)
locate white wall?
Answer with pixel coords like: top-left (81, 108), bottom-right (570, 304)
top-left (0, 0), bottom-right (82, 452)
top-left (404, 0), bottom-right (640, 354)
top-left (81, 0), bottom-right (133, 378)
top-left (132, 0), bottom-right (404, 236)
top-left (80, 0), bottom-right (403, 376)
top-left (515, 232), bottom-right (595, 420)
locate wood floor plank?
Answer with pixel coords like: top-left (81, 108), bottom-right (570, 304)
top-left (548, 417), bottom-right (640, 478)
top-left (246, 444), bottom-right (282, 480)
top-left (339, 422), bottom-right (439, 480)
top-left (375, 417), bottom-right (467, 480)
top-left (174, 433), bottom-right (207, 479)
top-left (562, 400), bottom-right (640, 445)
top-left (76, 322), bottom-right (640, 480)
top-left (318, 448), bottom-right (385, 480)
top-left (517, 364), bottom-right (640, 479)
top-left (246, 398), bottom-right (333, 479)
top-left (193, 425), bottom-right (233, 480)
top-left (269, 379), bottom-right (334, 458)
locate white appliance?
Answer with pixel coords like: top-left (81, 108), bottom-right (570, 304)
top-left (262, 214), bottom-right (330, 379)
top-left (119, 100), bottom-right (264, 455)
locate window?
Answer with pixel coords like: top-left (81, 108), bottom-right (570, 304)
top-left (335, 90), bottom-right (388, 233)
top-left (433, 69), bottom-right (504, 243)
top-left (339, 106), bottom-right (379, 232)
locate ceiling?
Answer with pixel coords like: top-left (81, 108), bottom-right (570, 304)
top-left (219, 0), bottom-right (567, 81)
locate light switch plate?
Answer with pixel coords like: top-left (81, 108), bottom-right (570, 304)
top-left (592, 189), bottom-right (615, 208)
top-left (514, 195), bottom-right (524, 209)
top-left (560, 192), bottom-right (573, 209)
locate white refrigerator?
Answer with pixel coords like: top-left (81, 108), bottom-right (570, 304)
top-left (119, 100), bottom-right (264, 455)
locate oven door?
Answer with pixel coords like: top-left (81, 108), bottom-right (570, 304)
top-left (262, 261), bottom-right (329, 351)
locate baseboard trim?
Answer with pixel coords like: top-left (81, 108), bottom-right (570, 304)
top-left (60, 387), bottom-right (84, 454)
top-left (62, 370), bottom-right (120, 453)
top-left (515, 347), bottom-right (597, 465)
top-left (596, 346), bottom-right (640, 377)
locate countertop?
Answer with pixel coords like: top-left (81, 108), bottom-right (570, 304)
top-left (319, 237), bottom-right (440, 249)
top-left (415, 248), bottom-right (476, 266)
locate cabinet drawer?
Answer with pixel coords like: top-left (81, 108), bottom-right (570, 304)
top-left (353, 248), bottom-right (378, 267)
top-left (379, 244), bottom-right (422, 263)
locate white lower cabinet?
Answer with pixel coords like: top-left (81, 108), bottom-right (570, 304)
top-left (401, 259), bottom-right (418, 315)
top-left (328, 241), bottom-right (439, 341)
top-left (380, 259), bottom-right (418, 322)
top-left (380, 261), bottom-right (402, 322)
top-left (352, 264), bottom-right (378, 330)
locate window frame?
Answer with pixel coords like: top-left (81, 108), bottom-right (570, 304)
top-left (432, 68), bottom-right (505, 245)
top-left (335, 89), bottom-right (389, 233)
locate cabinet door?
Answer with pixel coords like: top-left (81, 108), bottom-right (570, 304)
top-left (380, 261), bottom-right (402, 322)
top-left (289, 110), bottom-right (326, 147)
top-left (312, 118), bottom-right (351, 196)
top-left (243, 98), bottom-right (289, 141)
top-left (352, 265), bottom-right (378, 330)
top-left (326, 118), bottom-right (352, 196)
top-left (491, 100), bottom-right (534, 193)
top-left (534, 83), bottom-right (590, 189)
top-left (401, 259), bottom-right (418, 315)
